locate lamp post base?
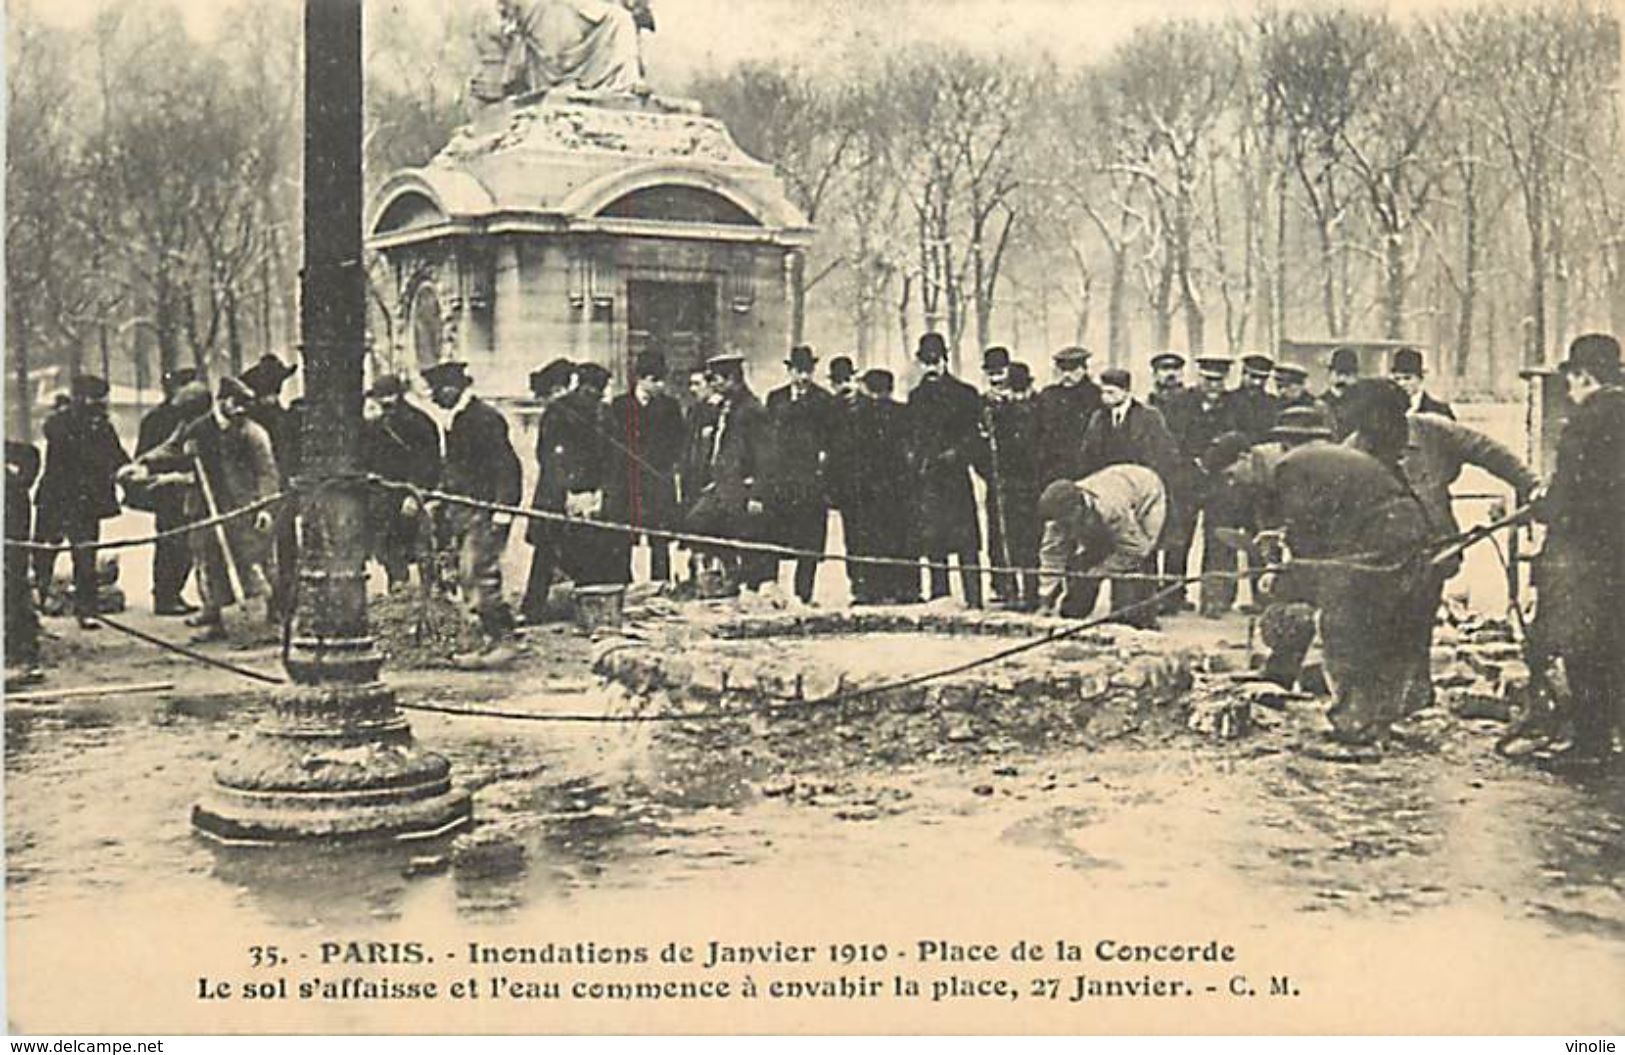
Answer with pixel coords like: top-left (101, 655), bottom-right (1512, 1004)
top-left (191, 681), bottom-right (472, 846)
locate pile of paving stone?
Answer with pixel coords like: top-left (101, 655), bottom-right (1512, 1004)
top-left (1431, 615), bottom-right (1532, 722)
top-left (592, 606), bottom-right (1201, 767)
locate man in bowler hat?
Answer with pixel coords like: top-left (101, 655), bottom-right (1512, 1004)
top-left (763, 344), bottom-right (837, 603)
top-left (605, 349), bottom-right (686, 586)
top-left (1388, 346), bottom-right (1454, 419)
top-left (1534, 333), bottom-right (1625, 763)
top-left (909, 333), bottom-right (985, 607)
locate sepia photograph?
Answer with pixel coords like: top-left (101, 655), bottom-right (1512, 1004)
top-left (3, 0), bottom-right (1623, 1037)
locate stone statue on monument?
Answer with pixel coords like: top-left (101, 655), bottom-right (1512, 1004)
top-left (472, 0), bottom-right (656, 102)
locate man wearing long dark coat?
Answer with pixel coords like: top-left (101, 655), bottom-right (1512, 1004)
top-left (762, 344), bottom-right (836, 603)
top-left (1033, 345), bottom-right (1102, 489)
top-left (1189, 358), bottom-right (1242, 616)
top-left (1536, 334), bottom-right (1625, 763)
top-left (548, 362), bottom-right (620, 587)
top-left (1147, 352), bottom-right (1203, 612)
top-left (982, 361), bottom-right (1041, 610)
top-left (908, 333), bottom-right (984, 608)
top-left (823, 355), bottom-right (865, 599)
top-left (521, 358), bottom-right (576, 621)
top-left (845, 369), bottom-right (918, 605)
top-left (1229, 354), bottom-right (1282, 444)
top-left (33, 375), bottom-right (130, 627)
top-left (241, 354), bottom-right (301, 624)
top-left (604, 350), bottom-right (685, 585)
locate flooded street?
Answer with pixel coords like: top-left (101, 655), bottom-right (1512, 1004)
top-left (6, 610), bottom-right (1623, 1032)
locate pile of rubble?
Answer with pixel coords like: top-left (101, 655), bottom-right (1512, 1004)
top-left (1432, 614), bottom-right (1531, 723)
top-left (592, 605), bottom-right (1201, 767)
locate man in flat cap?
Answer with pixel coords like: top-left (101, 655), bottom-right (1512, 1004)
top-left (980, 354), bottom-right (1041, 609)
top-left (1147, 352), bottom-right (1204, 611)
top-left (605, 349), bottom-right (686, 588)
top-left (909, 332), bottom-right (985, 607)
top-left (1388, 346), bottom-right (1454, 419)
top-left (1077, 367), bottom-right (1189, 621)
top-left (121, 378), bottom-right (278, 642)
top-left (1272, 363), bottom-right (1316, 415)
top-left (1321, 347), bottom-right (1361, 439)
top-left (1230, 354), bottom-right (1282, 444)
top-left (33, 375), bottom-right (131, 627)
top-left (686, 353), bottom-right (773, 594)
top-left (1339, 377), bottom-right (1537, 715)
top-left (762, 344), bottom-right (837, 603)
top-left (1037, 464), bottom-right (1166, 626)
top-left (1187, 358), bottom-right (1243, 617)
top-left (422, 360), bottom-right (523, 664)
top-left (362, 374), bottom-right (442, 592)
top-left (1533, 333), bottom-right (1625, 764)
top-left (845, 368), bottom-right (918, 605)
top-left (134, 366), bottom-right (204, 615)
top-left (1204, 428), bottom-right (1432, 749)
top-left (1034, 345), bottom-right (1102, 489)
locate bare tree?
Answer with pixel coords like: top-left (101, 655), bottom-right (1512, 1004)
top-left (1261, 10), bottom-right (1385, 339)
top-left (1440, 2), bottom-right (1619, 365)
top-left (1096, 21), bottom-right (1238, 356)
top-left (6, 13), bottom-right (88, 434)
top-left (1338, 20), bottom-right (1447, 339)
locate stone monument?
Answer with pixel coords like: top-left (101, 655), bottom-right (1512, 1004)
top-left (368, 0), bottom-right (812, 397)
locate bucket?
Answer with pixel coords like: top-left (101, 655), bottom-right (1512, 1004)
top-left (573, 584), bottom-right (626, 632)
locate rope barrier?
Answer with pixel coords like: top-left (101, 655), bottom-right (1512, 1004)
top-left (3, 468), bottom-right (1524, 586)
top-left (3, 493), bottom-right (286, 555)
top-left (88, 613), bottom-right (288, 686)
top-left (19, 491), bottom-right (1526, 727)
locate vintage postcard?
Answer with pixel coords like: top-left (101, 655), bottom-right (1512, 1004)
top-left (4, 0), bottom-right (1623, 1036)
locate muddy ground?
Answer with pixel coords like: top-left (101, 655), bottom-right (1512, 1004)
top-left (5, 589), bottom-right (1622, 1033)
top-left (6, 401), bottom-right (1623, 1032)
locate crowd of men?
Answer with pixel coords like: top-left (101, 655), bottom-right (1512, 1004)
top-left (2, 357), bottom-right (300, 668)
top-left (3, 330), bottom-right (1619, 762)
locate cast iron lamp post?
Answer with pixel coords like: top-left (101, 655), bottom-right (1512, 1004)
top-left (193, 0), bottom-right (470, 843)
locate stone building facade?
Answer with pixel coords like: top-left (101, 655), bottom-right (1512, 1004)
top-left (367, 92), bottom-right (813, 400)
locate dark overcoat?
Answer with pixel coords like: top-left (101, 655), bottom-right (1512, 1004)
top-left (908, 372), bottom-right (984, 555)
top-left (603, 390), bottom-right (684, 533)
top-left (37, 405), bottom-right (130, 524)
top-left (444, 397), bottom-right (523, 508)
top-left (1033, 380), bottom-right (1102, 487)
top-left (761, 382), bottom-right (835, 509)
